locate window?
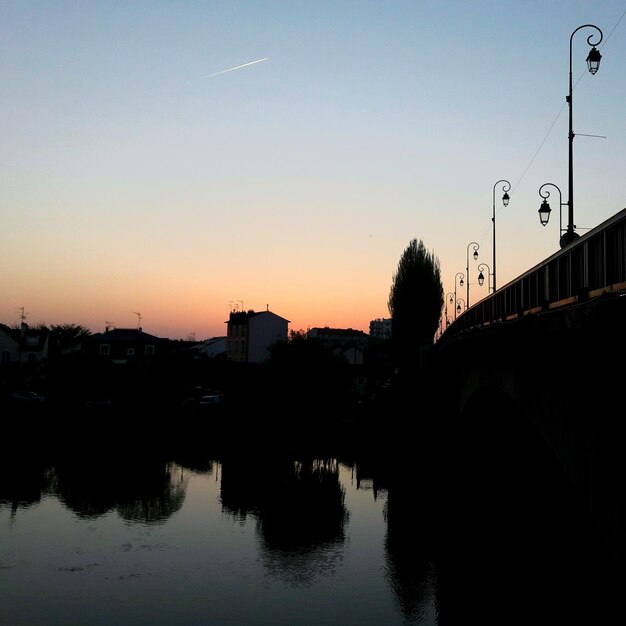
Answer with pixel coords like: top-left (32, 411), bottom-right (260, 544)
top-left (27, 353), bottom-right (36, 362)
top-left (100, 344), bottom-right (110, 356)
top-left (1, 351), bottom-right (11, 364)
top-left (145, 345), bottom-right (155, 356)
top-left (127, 347), bottom-right (135, 356)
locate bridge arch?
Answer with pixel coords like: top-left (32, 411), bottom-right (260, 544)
top-left (430, 284), bottom-right (626, 561)
top-left (452, 382), bottom-right (567, 497)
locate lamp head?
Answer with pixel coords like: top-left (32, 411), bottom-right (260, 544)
top-left (502, 191), bottom-right (510, 207)
top-left (539, 199), bottom-right (551, 226)
top-left (473, 249), bottom-right (478, 261)
top-left (587, 46), bottom-right (602, 75)
top-left (478, 271), bottom-right (485, 287)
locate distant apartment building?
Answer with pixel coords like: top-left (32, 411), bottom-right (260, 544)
top-left (226, 308), bottom-right (290, 363)
top-left (369, 318), bottom-right (392, 339)
top-left (306, 327), bottom-right (369, 365)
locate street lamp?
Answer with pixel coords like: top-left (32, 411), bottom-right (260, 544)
top-left (538, 183), bottom-right (568, 238)
top-left (466, 242), bottom-right (479, 309)
top-left (456, 298), bottom-right (465, 316)
top-left (563, 24), bottom-right (603, 248)
top-left (477, 263), bottom-right (492, 293)
top-left (454, 273), bottom-right (464, 319)
top-left (445, 292), bottom-right (454, 328)
top-left (492, 179), bottom-right (511, 291)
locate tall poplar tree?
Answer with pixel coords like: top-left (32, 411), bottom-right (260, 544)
top-left (388, 238), bottom-right (444, 370)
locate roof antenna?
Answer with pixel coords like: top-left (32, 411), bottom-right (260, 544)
top-left (16, 306), bottom-right (28, 325)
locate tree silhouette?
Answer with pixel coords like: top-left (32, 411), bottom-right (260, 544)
top-left (388, 239), bottom-right (443, 371)
top-left (50, 323), bottom-right (91, 347)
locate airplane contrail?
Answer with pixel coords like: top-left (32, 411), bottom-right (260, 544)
top-left (202, 57), bottom-right (269, 79)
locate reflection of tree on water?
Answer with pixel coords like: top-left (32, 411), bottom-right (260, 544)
top-left (341, 438), bottom-right (440, 624)
top-left (384, 477), bottom-right (439, 624)
top-left (0, 457), bottom-right (51, 520)
top-left (49, 456), bottom-right (187, 524)
top-left (220, 455), bottom-right (348, 586)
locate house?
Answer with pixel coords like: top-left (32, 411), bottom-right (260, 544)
top-left (306, 327), bottom-right (369, 358)
top-left (226, 308), bottom-right (290, 363)
top-left (0, 324), bottom-right (20, 365)
top-left (195, 336), bottom-right (227, 359)
top-left (85, 327), bottom-right (167, 363)
top-left (177, 336), bottom-right (227, 360)
top-left (0, 323), bottom-right (49, 365)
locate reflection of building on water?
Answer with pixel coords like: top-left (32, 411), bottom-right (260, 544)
top-left (344, 460), bottom-right (388, 501)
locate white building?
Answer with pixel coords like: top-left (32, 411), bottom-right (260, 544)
top-left (226, 308), bottom-right (290, 363)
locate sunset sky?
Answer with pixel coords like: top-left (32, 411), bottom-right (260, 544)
top-left (2, 1), bottom-right (625, 339)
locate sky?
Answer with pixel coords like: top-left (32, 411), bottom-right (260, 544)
top-left (1, 1), bottom-right (625, 340)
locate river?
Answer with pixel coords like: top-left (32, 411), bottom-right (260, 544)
top-left (0, 408), bottom-right (622, 625)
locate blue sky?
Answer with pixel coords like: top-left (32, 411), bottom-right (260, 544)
top-left (1, 1), bottom-right (625, 338)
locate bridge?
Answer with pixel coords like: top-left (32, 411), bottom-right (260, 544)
top-left (428, 207), bottom-right (626, 562)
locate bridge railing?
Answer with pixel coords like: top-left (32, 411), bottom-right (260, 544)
top-left (440, 207), bottom-right (626, 341)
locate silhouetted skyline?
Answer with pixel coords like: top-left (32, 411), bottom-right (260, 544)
top-left (1, 2), bottom-right (624, 339)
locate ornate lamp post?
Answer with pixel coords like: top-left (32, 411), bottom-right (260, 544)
top-left (454, 273), bottom-right (464, 319)
top-left (466, 242), bottom-right (479, 309)
top-left (562, 24), bottom-right (603, 248)
top-left (538, 182), bottom-right (568, 237)
top-left (477, 263), bottom-right (492, 293)
top-left (492, 179), bottom-right (510, 291)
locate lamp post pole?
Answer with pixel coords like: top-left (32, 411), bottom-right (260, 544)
top-left (563, 24), bottom-right (603, 248)
top-left (454, 273), bottom-right (464, 319)
top-left (444, 292), bottom-right (454, 328)
top-left (492, 180), bottom-right (510, 291)
top-left (466, 242), bottom-right (479, 309)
